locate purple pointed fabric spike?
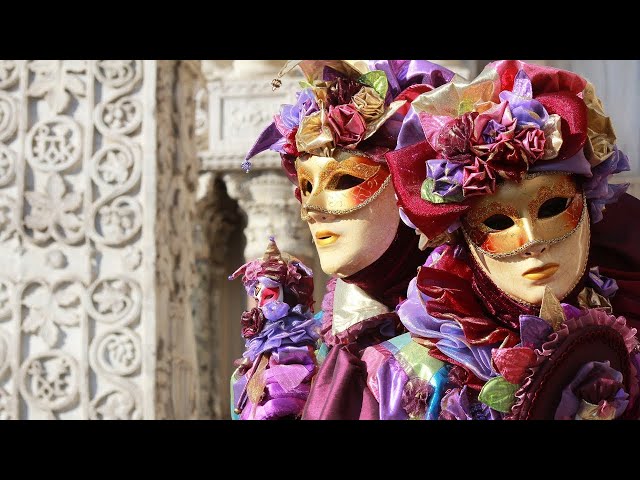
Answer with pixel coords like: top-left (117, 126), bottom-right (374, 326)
top-left (512, 70), bottom-right (533, 98)
top-left (243, 122), bottom-right (283, 168)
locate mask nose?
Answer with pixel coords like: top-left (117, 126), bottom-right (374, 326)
top-left (519, 217), bottom-right (547, 257)
top-left (304, 208), bottom-right (336, 223)
top-left (520, 242), bottom-right (547, 258)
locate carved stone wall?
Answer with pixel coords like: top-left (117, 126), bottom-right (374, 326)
top-left (0, 60), bottom-right (201, 419)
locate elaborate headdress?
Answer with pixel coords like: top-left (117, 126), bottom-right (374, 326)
top-left (242, 60), bottom-right (456, 183)
top-left (386, 60), bottom-right (630, 244)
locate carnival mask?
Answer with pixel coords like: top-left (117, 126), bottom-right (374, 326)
top-left (296, 153), bottom-right (399, 277)
top-left (462, 173), bottom-right (590, 305)
top-left (254, 278), bottom-right (284, 307)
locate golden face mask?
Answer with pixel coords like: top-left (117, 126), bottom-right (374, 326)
top-left (461, 173), bottom-right (586, 258)
top-left (295, 150), bottom-right (391, 220)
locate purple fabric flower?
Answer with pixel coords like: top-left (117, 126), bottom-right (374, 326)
top-left (587, 266), bottom-right (619, 298)
top-left (519, 315), bottom-right (553, 350)
top-left (481, 119), bottom-right (507, 144)
top-left (472, 101), bottom-right (515, 145)
top-left (554, 360), bottom-right (629, 420)
top-left (243, 304), bottom-right (319, 362)
top-left (439, 386), bottom-right (501, 420)
top-left (402, 378), bottom-right (434, 419)
top-left (278, 88), bottom-right (318, 131)
top-left (499, 70), bottom-right (549, 129)
top-left (583, 147), bottom-right (630, 223)
top-left (244, 88), bottom-right (319, 164)
top-left (426, 159), bottom-right (465, 200)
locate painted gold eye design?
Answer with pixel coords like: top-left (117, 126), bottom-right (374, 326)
top-left (537, 197), bottom-right (571, 219)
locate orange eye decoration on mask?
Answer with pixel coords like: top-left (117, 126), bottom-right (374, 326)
top-left (295, 149), bottom-right (391, 219)
top-left (461, 173), bottom-right (587, 257)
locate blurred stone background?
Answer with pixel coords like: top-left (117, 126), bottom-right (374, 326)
top-left (0, 60), bottom-right (637, 419)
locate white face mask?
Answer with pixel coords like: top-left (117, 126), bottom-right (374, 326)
top-left (463, 173), bottom-right (590, 305)
top-left (298, 155), bottom-right (399, 277)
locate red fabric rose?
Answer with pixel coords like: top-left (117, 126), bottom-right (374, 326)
top-left (515, 127), bottom-right (545, 162)
top-left (437, 112), bottom-right (477, 164)
top-left (462, 157), bottom-right (497, 197)
top-left (241, 307), bottom-right (266, 339)
top-left (327, 104), bottom-right (367, 148)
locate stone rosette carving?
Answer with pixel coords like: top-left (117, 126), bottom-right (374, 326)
top-left (19, 351), bottom-right (79, 414)
top-left (25, 117), bottom-right (82, 172)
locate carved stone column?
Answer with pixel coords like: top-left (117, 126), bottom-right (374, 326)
top-left (153, 60), bottom-right (202, 420)
top-left (0, 60), bottom-right (201, 419)
top-left (223, 171), bottom-right (314, 262)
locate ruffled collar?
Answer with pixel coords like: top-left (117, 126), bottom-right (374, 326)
top-left (320, 277), bottom-right (404, 349)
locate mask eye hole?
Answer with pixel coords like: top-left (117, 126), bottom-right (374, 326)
top-left (483, 214), bottom-right (515, 231)
top-left (300, 179), bottom-right (313, 195)
top-left (329, 174), bottom-right (365, 191)
top-left (538, 197), bottom-right (570, 219)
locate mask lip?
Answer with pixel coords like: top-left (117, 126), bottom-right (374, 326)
top-left (461, 189), bottom-right (588, 259)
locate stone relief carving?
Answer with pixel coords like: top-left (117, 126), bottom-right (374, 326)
top-left (0, 59), bottom-right (201, 419)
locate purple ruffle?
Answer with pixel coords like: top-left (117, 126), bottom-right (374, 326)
top-left (509, 308), bottom-right (638, 419)
top-left (243, 304), bottom-right (319, 362)
top-left (240, 346), bottom-right (316, 420)
top-left (397, 247), bottom-right (499, 381)
top-left (439, 386), bottom-right (502, 420)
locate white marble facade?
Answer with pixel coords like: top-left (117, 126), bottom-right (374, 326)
top-left (0, 61), bottom-right (202, 419)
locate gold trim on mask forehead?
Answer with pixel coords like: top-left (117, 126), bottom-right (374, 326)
top-left (297, 157), bottom-right (380, 191)
top-left (300, 175), bottom-right (391, 221)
